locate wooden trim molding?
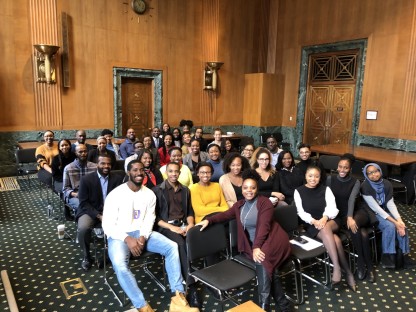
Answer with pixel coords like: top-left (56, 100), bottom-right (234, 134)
top-left (401, 2), bottom-right (416, 138)
top-left (29, 0), bottom-right (62, 128)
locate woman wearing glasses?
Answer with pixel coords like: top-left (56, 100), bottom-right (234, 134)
top-left (250, 147), bottom-right (287, 206)
top-left (361, 163), bottom-right (416, 270)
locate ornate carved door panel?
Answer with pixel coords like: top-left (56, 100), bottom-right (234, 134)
top-left (303, 51), bottom-right (358, 145)
top-left (121, 78), bottom-right (153, 138)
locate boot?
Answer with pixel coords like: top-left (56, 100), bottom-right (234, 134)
top-left (169, 291), bottom-right (200, 312)
top-left (186, 283), bottom-right (201, 308)
top-left (138, 303), bottom-right (155, 312)
top-left (272, 271), bottom-right (293, 312)
top-left (255, 265), bottom-right (271, 311)
top-left (403, 254), bottom-right (416, 269)
top-left (381, 253), bottom-right (396, 269)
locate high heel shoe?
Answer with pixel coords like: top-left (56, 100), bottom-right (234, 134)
top-left (347, 274), bottom-right (357, 292)
top-left (367, 268), bottom-right (376, 283)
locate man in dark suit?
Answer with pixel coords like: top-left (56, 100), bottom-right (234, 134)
top-left (76, 154), bottom-right (124, 271)
top-left (151, 127), bottom-right (164, 149)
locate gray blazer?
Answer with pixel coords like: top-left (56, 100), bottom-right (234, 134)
top-left (182, 151), bottom-right (209, 173)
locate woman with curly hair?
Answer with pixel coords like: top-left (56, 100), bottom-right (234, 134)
top-left (219, 152), bottom-right (250, 208)
top-left (250, 147), bottom-right (287, 206)
top-left (198, 169), bottom-right (292, 311)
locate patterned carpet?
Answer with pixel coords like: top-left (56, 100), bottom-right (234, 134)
top-left (0, 177), bottom-right (416, 311)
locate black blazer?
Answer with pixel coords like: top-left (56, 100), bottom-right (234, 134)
top-left (151, 137), bottom-right (164, 149)
top-left (76, 171), bottom-right (124, 221)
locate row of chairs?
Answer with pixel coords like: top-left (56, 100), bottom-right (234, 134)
top-left (103, 204), bottom-right (374, 310)
top-left (319, 155), bottom-right (409, 203)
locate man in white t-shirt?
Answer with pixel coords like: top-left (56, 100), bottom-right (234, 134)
top-left (102, 159), bottom-right (198, 312)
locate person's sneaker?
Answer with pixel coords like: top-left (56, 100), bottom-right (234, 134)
top-left (169, 291), bottom-right (200, 312)
top-left (81, 257), bottom-right (92, 271)
top-left (403, 254), bottom-right (416, 269)
top-left (381, 254), bottom-right (396, 269)
top-left (93, 228), bottom-right (104, 239)
top-left (138, 303), bottom-right (155, 312)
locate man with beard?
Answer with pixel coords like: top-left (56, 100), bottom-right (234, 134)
top-left (76, 155), bottom-right (124, 271)
top-left (119, 128), bottom-right (137, 159)
top-left (71, 129), bottom-right (93, 153)
top-left (102, 160), bottom-right (198, 312)
top-left (265, 135), bottom-right (283, 168)
top-left (63, 144), bottom-right (97, 212)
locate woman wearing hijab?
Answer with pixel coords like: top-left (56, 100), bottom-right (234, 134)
top-left (361, 163), bottom-right (416, 270)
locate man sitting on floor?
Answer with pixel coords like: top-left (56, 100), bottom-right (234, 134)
top-left (76, 155), bottom-right (124, 271)
top-left (152, 162), bottom-right (200, 308)
top-left (102, 159), bottom-right (199, 312)
top-left (63, 144), bottom-right (97, 213)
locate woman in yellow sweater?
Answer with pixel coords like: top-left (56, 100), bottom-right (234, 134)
top-left (189, 161), bottom-right (228, 223)
top-left (36, 130), bottom-right (59, 187)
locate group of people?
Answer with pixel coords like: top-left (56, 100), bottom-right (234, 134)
top-left (33, 126), bottom-right (415, 312)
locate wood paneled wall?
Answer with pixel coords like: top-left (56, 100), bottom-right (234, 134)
top-left (0, 0), bottom-right (266, 132)
top-left (1, 0), bottom-right (416, 142)
top-left (271, 0), bottom-right (416, 140)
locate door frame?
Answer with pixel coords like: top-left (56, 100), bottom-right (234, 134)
top-left (295, 39), bottom-right (367, 147)
top-left (113, 67), bottom-right (163, 137)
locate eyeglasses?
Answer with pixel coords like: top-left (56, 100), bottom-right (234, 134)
top-left (244, 149), bottom-right (254, 152)
top-left (367, 169), bottom-right (380, 176)
top-left (198, 171), bottom-right (212, 175)
top-left (258, 158), bottom-right (269, 162)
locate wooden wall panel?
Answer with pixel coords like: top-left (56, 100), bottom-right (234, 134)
top-left (29, 0), bottom-right (62, 129)
top-left (272, 0), bottom-right (416, 140)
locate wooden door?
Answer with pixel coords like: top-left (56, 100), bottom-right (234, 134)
top-left (303, 50), bottom-right (358, 145)
top-left (121, 77), bottom-right (153, 138)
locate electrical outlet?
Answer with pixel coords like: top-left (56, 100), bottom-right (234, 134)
top-left (289, 116), bottom-right (293, 121)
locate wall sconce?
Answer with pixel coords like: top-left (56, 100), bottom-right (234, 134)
top-left (33, 44), bottom-right (60, 83)
top-left (203, 61), bottom-right (224, 91)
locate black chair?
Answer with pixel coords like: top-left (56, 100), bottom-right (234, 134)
top-left (114, 159), bottom-right (125, 171)
top-left (228, 219), bottom-right (299, 305)
top-left (351, 160), bottom-right (366, 181)
top-left (103, 235), bottom-right (167, 307)
top-left (186, 223), bottom-right (256, 310)
top-left (319, 155), bottom-right (341, 174)
top-left (274, 205), bottom-right (331, 304)
top-left (15, 148), bottom-right (38, 188)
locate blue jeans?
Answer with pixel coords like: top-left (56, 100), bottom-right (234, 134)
top-left (376, 213), bottom-right (410, 254)
top-left (108, 230), bottom-right (184, 308)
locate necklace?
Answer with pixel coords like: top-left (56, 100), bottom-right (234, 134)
top-left (240, 199), bottom-right (257, 230)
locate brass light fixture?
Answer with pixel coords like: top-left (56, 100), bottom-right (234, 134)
top-left (203, 61), bottom-right (223, 91)
top-left (33, 44), bottom-right (60, 83)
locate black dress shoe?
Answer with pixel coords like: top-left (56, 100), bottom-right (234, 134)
top-left (357, 268), bottom-right (367, 280)
top-left (367, 268), bottom-right (376, 283)
top-left (381, 254), bottom-right (396, 269)
top-left (187, 286), bottom-right (201, 308)
top-left (403, 255), bottom-right (416, 269)
top-left (81, 258), bottom-right (92, 271)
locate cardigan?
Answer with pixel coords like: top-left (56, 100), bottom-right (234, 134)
top-left (219, 173), bottom-right (239, 208)
top-left (207, 195), bottom-right (291, 277)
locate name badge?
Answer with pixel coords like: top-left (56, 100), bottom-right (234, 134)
top-left (133, 209), bottom-right (141, 219)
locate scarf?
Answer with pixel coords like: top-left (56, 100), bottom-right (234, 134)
top-left (363, 163), bottom-right (385, 205)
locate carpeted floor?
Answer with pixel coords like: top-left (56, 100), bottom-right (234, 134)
top-left (0, 177), bottom-right (416, 312)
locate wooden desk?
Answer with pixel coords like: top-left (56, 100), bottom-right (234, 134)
top-left (311, 144), bottom-right (416, 166)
